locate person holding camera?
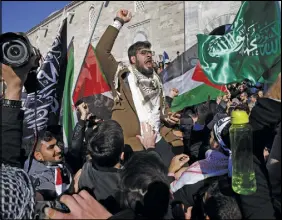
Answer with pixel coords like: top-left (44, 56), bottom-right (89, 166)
top-left (1, 62), bottom-right (39, 219)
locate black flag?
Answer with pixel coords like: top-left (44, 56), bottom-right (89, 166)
top-left (22, 18), bottom-right (68, 155)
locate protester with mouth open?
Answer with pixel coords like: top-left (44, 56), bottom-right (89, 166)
top-left (95, 9), bottom-right (182, 167)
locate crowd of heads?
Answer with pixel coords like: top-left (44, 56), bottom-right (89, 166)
top-left (1, 8), bottom-right (280, 220)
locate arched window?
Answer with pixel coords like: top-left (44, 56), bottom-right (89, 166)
top-left (89, 6), bottom-right (95, 32)
top-left (209, 24), bottom-right (232, 35)
top-left (133, 31), bottom-right (148, 43)
top-left (134, 1), bottom-right (145, 12)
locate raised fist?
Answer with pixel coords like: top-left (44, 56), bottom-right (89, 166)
top-left (116, 9), bottom-right (132, 23)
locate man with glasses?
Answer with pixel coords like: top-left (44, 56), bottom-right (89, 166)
top-left (96, 9), bottom-right (181, 167)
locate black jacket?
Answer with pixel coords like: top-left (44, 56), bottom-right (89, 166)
top-left (1, 106), bottom-right (24, 168)
top-left (237, 98), bottom-right (281, 219)
top-left (249, 98), bottom-right (281, 164)
top-left (267, 123), bottom-right (281, 218)
top-left (67, 119), bottom-right (88, 173)
top-left (78, 160), bottom-right (121, 213)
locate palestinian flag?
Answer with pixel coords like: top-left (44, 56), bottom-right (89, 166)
top-left (161, 44), bottom-right (226, 113)
top-left (61, 37), bottom-right (77, 149)
top-left (72, 44), bottom-right (113, 120)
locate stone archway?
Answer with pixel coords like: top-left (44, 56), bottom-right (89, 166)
top-left (184, 1), bottom-right (241, 49)
top-left (133, 31), bottom-right (148, 43)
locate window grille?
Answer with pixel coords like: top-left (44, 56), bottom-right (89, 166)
top-left (89, 6), bottom-right (95, 32)
top-left (134, 1), bottom-right (145, 12)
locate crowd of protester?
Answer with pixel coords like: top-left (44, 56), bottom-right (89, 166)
top-left (1, 8), bottom-right (281, 220)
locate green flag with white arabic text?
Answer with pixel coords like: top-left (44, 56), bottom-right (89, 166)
top-left (197, 1), bottom-right (281, 85)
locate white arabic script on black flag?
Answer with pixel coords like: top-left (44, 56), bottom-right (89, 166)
top-left (22, 18), bottom-right (67, 154)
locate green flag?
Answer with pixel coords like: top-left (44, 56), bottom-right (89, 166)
top-left (197, 1), bottom-right (281, 85)
top-left (62, 38), bottom-right (77, 149)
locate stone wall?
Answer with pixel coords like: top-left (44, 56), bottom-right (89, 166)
top-left (184, 1), bottom-right (241, 50)
top-left (27, 1), bottom-right (185, 85)
top-left (26, 1), bottom-right (241, 87)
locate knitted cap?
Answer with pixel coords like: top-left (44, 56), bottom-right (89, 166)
top-left (1, 164), bottom-right (35, 219)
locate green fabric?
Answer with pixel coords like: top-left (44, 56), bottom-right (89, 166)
top-left (63, 42), bottom-right (76, 148)
top-left (171, 84), bottom-right (224, 112)
top-left (197, 1), bottom-right (281, 85)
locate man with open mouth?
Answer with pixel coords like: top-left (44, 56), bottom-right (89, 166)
top-left (95, 9), bottom-right (182, 167)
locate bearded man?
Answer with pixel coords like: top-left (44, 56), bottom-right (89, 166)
top-left (96, 9), bottom-right (182, 166)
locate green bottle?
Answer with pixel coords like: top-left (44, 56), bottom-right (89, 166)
top-left (230, 110), bottom-right (257, 195)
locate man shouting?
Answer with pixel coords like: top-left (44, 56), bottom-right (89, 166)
top-left (96, 9), bottom-right (181, 166)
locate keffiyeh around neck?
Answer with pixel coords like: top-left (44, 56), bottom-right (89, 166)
top-left (1, 164), bottom-right (35, 219)
top-left (129, 65), bottom-right (162, 110)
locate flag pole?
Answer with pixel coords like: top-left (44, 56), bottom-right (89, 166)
top-left (72, 1), bottom-right (107, 93)
top-left (59, 6), bottom-right (67, 32)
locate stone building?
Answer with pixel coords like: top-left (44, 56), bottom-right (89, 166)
top-left (26, 1), bottom-right (241, 82)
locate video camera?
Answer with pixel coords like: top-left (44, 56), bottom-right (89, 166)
top-left (0, 32), bottom-right (41, 93)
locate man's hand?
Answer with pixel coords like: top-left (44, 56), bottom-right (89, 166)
top-left (216, 96), bottom-right (222, 105)
top-left (168, 154), bottom-right (189, 174)
top-left (169, 88), bottom-right (179, 98)
top-left (165, 112), bottom-right (181, 126)
top-left (44, 190), bottom-right (112, 219)
top-left (73, 169), bottom-right (82, 193)
top-left (116, 9), bottom-right (132, 23)
top-left (77, 102), bottom-right (90, 120)
top-left (174, 167), bottom-right (187, 180)
top-left (1, 63), bottom-right (26, 100)
top-left (136, 122), bottom-right (157, 149)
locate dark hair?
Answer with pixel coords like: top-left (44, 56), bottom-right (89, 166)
top-left (195, 102), bottom-right (212, 125)
top-left (192, 179), bottom-right (242, 220)
top-left (251, 93), bottom-right (258, 99)
top-left (128, 41), bottom-right (151, 64)
top-left (241, 92), bottom-right (248, 97)
top-left (120, 152), bottom-right (169, 218)
top-left (74, 98), bottom-right (84, 108)
top-left (158, 62), bottom-right (164, 69)
top-left (87, 120), bottom-right (124, 167)
top-left (204, 181), bottom-right (242, 220)
top-left (234, 104), bottom-right (250, 115)
top-left (35, 131), bottom-right (55, 151)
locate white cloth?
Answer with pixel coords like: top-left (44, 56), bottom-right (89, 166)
top-left (127, 67), bottom-right (162, 143)
top-left (170, 150), bottom-right (229, 192)
top-left (111, 20), bottom-right (122, 31)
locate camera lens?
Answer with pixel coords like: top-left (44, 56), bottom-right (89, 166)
top-left (2, 39), bottom-right (29, 67)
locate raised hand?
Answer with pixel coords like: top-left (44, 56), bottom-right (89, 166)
top-left (165, 112), bottom-right (181, 126)
top-left (1, 63), bottom-right (25, 100)
top-left (77, 102), bottom-right (90, 120)
top-left (116, 9), bottom-right (132, 23)
top-left (136, 122), bottom-right (157, 149)
top-left (168, 154), bottom-right (189, 174)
